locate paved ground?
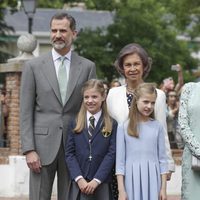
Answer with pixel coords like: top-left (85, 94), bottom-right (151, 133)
top-left (0, 195), bottom-right (181, 200)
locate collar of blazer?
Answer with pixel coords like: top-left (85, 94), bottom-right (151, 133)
top-left (83, 114), bottom-right (104, 142)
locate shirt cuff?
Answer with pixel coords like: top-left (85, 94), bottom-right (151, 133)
top-left (93, 178), bottom-right (101, 184)
top-left (75, 175), bottom-right (83, 182)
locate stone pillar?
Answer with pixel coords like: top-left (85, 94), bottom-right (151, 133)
top-left (0, 62), bottom-right (23, 156)
top-left (6, 73), bottom-right (21, 155)
top-left (0, 34), bottom-right (37, 164)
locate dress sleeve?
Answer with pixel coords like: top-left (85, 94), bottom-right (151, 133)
top-left (158, 123), bottom-right (169, 174)
top-left (107, 86), bottom-right (129, 124)
top-left (155, 89), bottom-right (175, 171)
top-left (178, 83), bottom-right (200, 157)
top-left (107, 88), bottom-right (118, 120)
top-left (116, 123), bottom-right (126, 175)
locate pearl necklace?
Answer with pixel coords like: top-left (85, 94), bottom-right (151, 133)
top-left (126, 86), bottom-right (135, 94)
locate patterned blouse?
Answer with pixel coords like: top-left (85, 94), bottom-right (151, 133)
top-left (178, 82), bottom-right (200, 200)
top-left (127, 93), bottom-right (133, 108)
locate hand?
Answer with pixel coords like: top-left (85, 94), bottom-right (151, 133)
top-left (84, 179), bottom-right (99, 195)
top-left (159, 188), bottom-right (167, 200)
top-left (167, 172), bottom-right (172, 181)
top-left (176, 64), bottom-right (182, 72)
top-left (172, 107), bottom-right (179, 115)
top-left (25, 151), bottom-right (41, 173)
top-left (118, 190), bottom-right (128, 200)
top-left (77, 178), bottom-right (88, 193)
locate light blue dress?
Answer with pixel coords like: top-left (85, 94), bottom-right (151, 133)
top-left (116, 119), bottom-right (168, 200)
top-left (178, 82), bottom-right (200, 200)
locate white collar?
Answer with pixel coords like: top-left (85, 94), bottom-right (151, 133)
top-left (52, 48), bottom-right (72, 62)
top-left (87, 110), bottom-right (102, 126)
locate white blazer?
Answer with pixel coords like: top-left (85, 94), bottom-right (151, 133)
top-left (107, 85), bottom-right (175, 171)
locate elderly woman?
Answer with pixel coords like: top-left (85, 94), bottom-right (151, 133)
top-left (106, 43), bottom-right (175, 198)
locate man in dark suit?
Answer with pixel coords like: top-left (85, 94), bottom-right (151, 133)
top-left (20, 12), bottom-right (96, 200)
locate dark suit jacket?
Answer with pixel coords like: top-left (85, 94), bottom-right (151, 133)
top-left (65, 115), bottom-right (117, 183)
top-left (20, 51), bottom-right (96, 165)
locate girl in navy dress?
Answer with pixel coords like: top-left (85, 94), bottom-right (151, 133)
top-left (65, 79), bottom-right (117, 200)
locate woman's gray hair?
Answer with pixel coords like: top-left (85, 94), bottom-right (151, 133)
top-left (114, 43), bottom-right (152, 79)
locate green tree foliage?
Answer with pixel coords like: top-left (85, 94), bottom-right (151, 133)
top-left (58, 0), bottom-right (120, 10)
top-left (38, 0), bottom-right (119, 10)
top-left (166, 0), bottom-right (200, 38)
top-left (74, 0), bottom-right (198, 83)
top-left (75, 28), bottom-right (115, 79)
top-left (38, 0), bottom-right (63, 8)
top-left (84, 0), bottom-right (119, 11)
top-left (0, 0), bottom-right (17, 63)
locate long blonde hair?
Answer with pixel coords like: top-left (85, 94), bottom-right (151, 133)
top-left (74, 79), bottom-right (113, 133)
top-left (128, 83), bottom-right (157, 137)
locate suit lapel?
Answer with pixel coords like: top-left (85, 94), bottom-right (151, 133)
top-left (82, 126), bottom-right (90, 143)
top-left (40, 52), bottom-right (83, 107)
top-left (64, 52), bottom-right (82, 105)
top-left (40, 52), bottom-right (62, 104)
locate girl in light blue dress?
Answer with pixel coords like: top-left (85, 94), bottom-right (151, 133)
top-left (116, 83), bottom-right (168, 200)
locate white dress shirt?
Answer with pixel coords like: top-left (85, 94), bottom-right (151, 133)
top-left (52, 48), bottom-right (71, 81)
top-left (86, 110), bottom-right (102, 128)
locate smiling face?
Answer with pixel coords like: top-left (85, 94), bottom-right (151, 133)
top-left (123, 53), bottom-right (144, 83)
top-left (136, 93), bottom-right (156, 121)
top-left (83, 88), bottom-right (105, 115)
top-left (50, 18), bottom-right (77, 55)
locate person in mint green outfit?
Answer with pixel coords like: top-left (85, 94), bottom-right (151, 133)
top-left (178, 82), bottom-right (200, 200)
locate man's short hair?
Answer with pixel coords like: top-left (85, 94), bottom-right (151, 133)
top-left (50, 12), bottom-right (76, 31)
